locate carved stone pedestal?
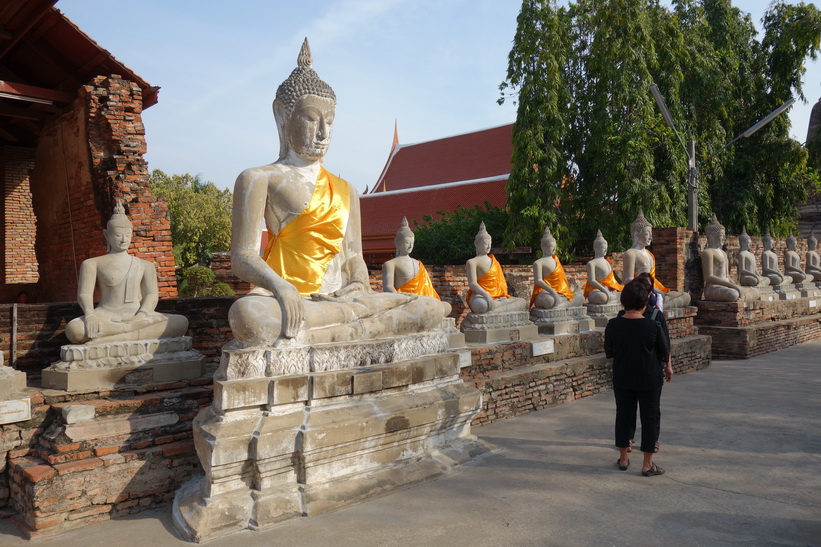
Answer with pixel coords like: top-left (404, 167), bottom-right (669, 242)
top-left (757, 286), bottom-right (777, 302)
top-left (172, 344), bottom-right (486, 543)
top-left (794, 282), bottom-right (821, 298)
top-left (42, 337), bottom-right (205, 391)
top-left (584, 302), bottom-right (623, 328)
top-left (460, 311), bottom-right (538, 344)
top-left (0, 351), bottom-right (30, 425)
top-left (772, 285), bottom-right (801, 301)
top-left (443, 317), bottom-right (466, 348)
top-left (529, 306), bottom-right (594, 335)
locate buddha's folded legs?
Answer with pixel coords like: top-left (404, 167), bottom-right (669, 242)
top-left (65, 313), bottom-right (188, 344)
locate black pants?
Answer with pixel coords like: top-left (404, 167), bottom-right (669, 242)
top-left (614, 385), bottom-right (662, 453)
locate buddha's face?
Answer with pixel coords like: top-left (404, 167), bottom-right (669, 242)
top-left (284, 95), bottom-right (335, 162)
top-left (395, 234), bottom-right (414, 256)
top-left (594, 239), bottom-right (607, 258)
top-left (475, 235), bottom-right (491, 255)
top-left (708, 229), bottom-right (726, 248)
top-left (541, 238), bottom-right (556, 257)
top-left (634, 226), bottom-right (652, 247)
top-left (739, 237), bottom-right (750, 252)
top-left (105, 224), bottom-right (132, 252)
top-left (763, 236), bottom-right (773, 251)
top-left (787, 238), bottom-right (796, 251)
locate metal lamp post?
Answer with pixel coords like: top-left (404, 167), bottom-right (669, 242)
top-left (649, 84), bottom-right (795, 231)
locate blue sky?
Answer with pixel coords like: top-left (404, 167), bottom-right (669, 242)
top-left (57, 0), bottom-right (820, 193)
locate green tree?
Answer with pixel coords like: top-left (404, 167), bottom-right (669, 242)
top-left (410, 203), bottom-right (509, 265)
top-left (501, 0), bottom-right (821, 254)
top-left (150, 170), bottom-right (232, 269)
top-left (178, 266), bottom-right (234, 298)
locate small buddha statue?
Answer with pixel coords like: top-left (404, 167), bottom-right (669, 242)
top-left (737, 228), bottom-right (769, 288)
top-left (227, 39), bottom-right (445, 347)
top-left (621, 211), bottom-right (690, 308)
top-left (784, 232), bottom-right (810, 283)
top-left (465, 222), bottom-right (527, 313)
top-left (64, 202), bottom-right (189, 344)
top-left (761, 232), bottom-right (793, 287)
top-left (382, 217), bottom-right (451, 315)
top-left (530, 226), bottom-right (584, 309)
top-left (584, 230), bottom-right (623, 305)
top-left (806, 231), bottom-right (821, 281)
top-left (701, 214), bottom-right (759, 302)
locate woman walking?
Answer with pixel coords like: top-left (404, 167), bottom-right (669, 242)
top-left (604, 279), bottom-right (672, 476)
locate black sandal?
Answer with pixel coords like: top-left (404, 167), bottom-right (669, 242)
top-left (641, 463), bottom-right (665, 477)
top-left (618, 458), bottom-right (629, 471)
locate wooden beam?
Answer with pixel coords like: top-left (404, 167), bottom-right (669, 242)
top-left (0, 101), bottom-right (49, 121)
top-left (0, 80), bottom-right (73, 103)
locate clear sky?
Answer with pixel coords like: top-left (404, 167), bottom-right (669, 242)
top-left (57, 0), bottom-right (820, 193)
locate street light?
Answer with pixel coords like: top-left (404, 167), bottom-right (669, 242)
top-left (649, 84), bottom-right (795, 231)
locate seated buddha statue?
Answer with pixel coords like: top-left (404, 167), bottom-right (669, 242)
top-left (784, 233), bottom-right (810, 283)
top-left (465, 222), bottom-right (527, 314)
top-left (227, 40), bottom-right (444, 347)
top-left (806, 231), bottom-right (821, 282)
top-left (737, 227), bottom-right (769, 288)
top-left (761, 232), bottom-right (793, 287)
top-left (584, 230), bottom-right (623, 305)
top-left (382, 217), bottom-right (451, 315)
top-left (530, 225), bottom-right (583, 309)
top-left (64, 202), bottom-right (189, 344)
top-left (621, 211), bottom-right (690, 308)
top-left (701, 214), bottom-right (759, 302)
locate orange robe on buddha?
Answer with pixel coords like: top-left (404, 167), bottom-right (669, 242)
top-left (467, 254), bottom-right (510, 302)
top-left (398, 262), bottom-right (440, 300)
top-left (529, 255), bottom-right (575, 307)
top-left (584, 259), bottom-right (624, 298)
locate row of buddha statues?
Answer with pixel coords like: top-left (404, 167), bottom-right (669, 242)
top-left (381, 212), bottom-right (692, 315)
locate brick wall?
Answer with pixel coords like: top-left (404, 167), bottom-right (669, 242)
top-left (1, 146), bottom-right (38, 285)
top-left (29, 75), bottom-right (176, 304)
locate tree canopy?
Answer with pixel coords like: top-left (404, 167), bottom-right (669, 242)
top-left (150, 170), bottom-right (232, 269)
top-left (500, 0), bottom-right (821, 258)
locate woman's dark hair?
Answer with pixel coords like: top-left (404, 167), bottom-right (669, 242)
top-left (621, 279), bottom-right (649, 311)
top-left (636, 272), bottom-right (654, 291)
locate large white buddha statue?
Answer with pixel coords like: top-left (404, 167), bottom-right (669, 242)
top-left (621, 211), bottom-right (690, 308)
top-left (761, 232), bottom-right (792, 287)
top-left (737, 227), bottom-right (769, 288)
top-left (701, 214), bottom-right (759, 302)
top-left (784, 233), bottom-right (810, 283)
top-left (530, 225), bottom-right (583, 309)
top-left (64, 202), bottom-right (188, 344)
top-left (806, 231), bottom-right (821, 281)
top-left (227, 40), bottom-right (444, 347)
top-left (382, 217), bottom-right (451, 315)
top-left (465, 222), bottom-right (527, 314)
top-left (583, 230), bottom-right (623, 305)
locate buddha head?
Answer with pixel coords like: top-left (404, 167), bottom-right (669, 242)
top-left (786, 232), bottom-right (797, 251)
top-left (593, 229), bottom-right (607, 258)
top-left (738, 227), bottom-right (751, 252)
top-left (104, 201), bottom-right (132, 253)
top-left (394, 217), bottom-right (414, 256)
top-left (809, 231), bottom-right (818, 252)
top-left (540, 225), bottom-right (557, 257)
top-left (630, 210), bottom-right (652, 247)
top-left (273, 38), bottom-right (337, 163)
top-left (705, 213), bottom-right (725, 249)
top-left (763, 231), bottom-right (774, 252)
top-left (474, 222), bottom-right (492, 255)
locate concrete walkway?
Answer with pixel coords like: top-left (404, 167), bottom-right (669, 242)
top-left (2, 339), bottom-right (820, 546)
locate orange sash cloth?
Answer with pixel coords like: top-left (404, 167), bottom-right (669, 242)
top-left (398, 262), bottom-right (440, 300)
top-left (466, 254), bottom-right (510, 302)
top-left (645, 250), bottom-right (670, 292)
top-left (262, 167), bottom-right (351, 296)
top-left (584, 259), bottom-right (624, 297)
top-left (529, 255), bottom-right (574, 307)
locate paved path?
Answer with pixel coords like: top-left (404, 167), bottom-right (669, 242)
top-left (2, 339), bottom-right (820, 546)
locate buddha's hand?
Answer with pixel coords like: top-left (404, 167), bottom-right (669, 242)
top-left (274, 282), bottom-right (305, 338)
top-left (310, 281), bottom-right (368, 302)
top-left (484, 294), bottom-right (495, 312)
top-left (85, 313), bottom-right (101, 339)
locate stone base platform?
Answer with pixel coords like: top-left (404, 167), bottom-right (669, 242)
top-left (757, 286), bottom-right (777, 302)
top-left (696, 298), bottom-right (821, 358)
top-left (460, 311), bottom-right (539, 344)
top-left (0, 369), bottom-right (26, 400)
top-left (794, 282), bottom-right (821, 298)
top-left (173, 351), bottom-right (486, 543)
top-left (584, 302), bottom-right (623, 328)
top-left (530, 306), bottom-right (594, 335)
top-left (772, 285), bottom-right (801, 300)
top-left (42, 337), bottom-right (205, 391)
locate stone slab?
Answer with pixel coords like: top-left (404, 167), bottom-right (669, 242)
top-left (0, 398), bottom-right (31, 425)
top-left (41, 355), bottom-right (205, 392)
top-left (462, 324), bottom-right (539, 344)
top-left (0, 368), bottom-right (26, 399)
top-left (64, 411), bottom-right (179, 442)
top-left (531, 339), bottom-right (555, 357)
